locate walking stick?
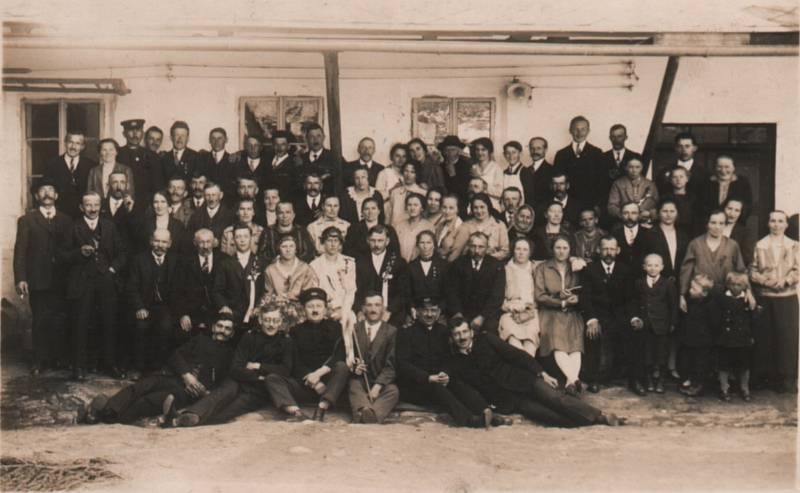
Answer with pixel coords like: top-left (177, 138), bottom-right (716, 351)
top-left (352, 326), bottom-right (374, 404)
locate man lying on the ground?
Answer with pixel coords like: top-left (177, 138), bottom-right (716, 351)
top-left (445, 318), bottom-right (625, 428)
top-left (396, 297), bottom-right (509, 428)
top-left (163, 302), bottom-right (295, 427)
top-left (77, 314), bottom-right (236, 425)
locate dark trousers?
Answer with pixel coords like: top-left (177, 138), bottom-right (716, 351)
top-left (265, 361), bottom-right (350, 410)
top-left (398, 378), bottom-right (488, 427)
top-left (680, 345), bottom-right (712, 383)
top-left (754, 296), bottom-right (799, 380)
top-left (627, 328), bottom-right (669, 383)
top-left (511, 379), bottom-right (602, 428)
top-left (644, 331), bottom-right (669, 370)
top-left (71, 274), bottom-right (118, 369)
top-left (582, 324), bottom-right (622, 384)
top-left (182, 378), bottom-right (269, 425)
top-left (133, 304), bottom-right (178, 371)
top-left (29, 288), bottom-right (66, 366)
top-left (105, 374), bottom-right (189, 424)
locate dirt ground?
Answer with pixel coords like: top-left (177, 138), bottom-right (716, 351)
top-left (1, 357), bottom-right (798, 492)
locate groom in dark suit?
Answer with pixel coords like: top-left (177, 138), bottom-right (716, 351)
top-left (355, 225), bottom-right (410, 328)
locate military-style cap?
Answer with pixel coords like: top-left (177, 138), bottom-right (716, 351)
top-left (299, 287), bottom-right (328, 305)
top-left (121, 119), bottom-right (145, 130)
top-left (414, 296), bottom-right (442, 308)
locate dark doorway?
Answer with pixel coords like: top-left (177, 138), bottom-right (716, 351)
top-left (652, 123), bottom-right (776, 239)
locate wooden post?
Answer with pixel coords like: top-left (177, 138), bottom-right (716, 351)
top-left (642, 56), bottom-right (680, 176)
top-left (323, 51), bottom-right (344, 193)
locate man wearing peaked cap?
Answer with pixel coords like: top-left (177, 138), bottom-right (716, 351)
top-left (118, 118), bottom-right (164, 204)
top-left (299, 287), bottom-right (328, 305)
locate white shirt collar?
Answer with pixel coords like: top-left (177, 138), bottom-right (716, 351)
top-left (84, 216), bottom-right (98, 229)
top-left (152, 251), bottom-right (165, 264)
top-left (213, 150), bottom-right (225, 163)
top-left (273, 154), bottom-right (288, 166)
top-left (647, 275), bottom-right (660, 287)
top-left (174, 148), bottom-right (185, 160)
top-left (458, 341), bottom-right (473, 355)
top-left (65, 155), bottom-right (79, 167)
top-left (678, 158), bottom-right (694, 171)
top-left (206, 203), bottom-right (220, 218)
top-left (472, 257), bottom-right (484, 270)
top-left (573, 141), bottom-right (584, 154)
top-left (39, 206), bottom-right (56, 218)
top-left (199, 253), bottom-right (213, 268)
top-left (359, 159), bottom-right (373, 168)
top-left (602, 260), bottom-right (615, 273)
top-left (237, 251), bottom-right (251, 266)
top-left (532, 158), bottom-right (545, 171)
top-left (372, 250), bottom-right (387, 273)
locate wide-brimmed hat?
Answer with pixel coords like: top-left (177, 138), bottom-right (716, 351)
top-left (437, 135), bottom-right (465, 154)
top-left (29, 176), bottom-right (59, 196)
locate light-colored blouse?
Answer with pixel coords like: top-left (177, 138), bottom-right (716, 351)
top-left (750, 235), bottom-right (800, 298)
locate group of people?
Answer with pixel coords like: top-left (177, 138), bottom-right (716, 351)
top-left (13, 114), bottom-right (798, 429)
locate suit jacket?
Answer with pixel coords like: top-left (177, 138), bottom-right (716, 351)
top-left (44, 154), bottom-right (96, 219)
top-left (169, 200), bottom-right (194, 227)
top-left (126, 250), bottom-right (180, 311)
top-left (352, 321), bottom-right (397, 385)
top-left (301, 148), bottom-right (342, 196)
top-left (704, 175), bottom-right (753, 222)
top-left (612, 224), bottom-right (654, 274)
top-left (445, 255), bottom-right (505, 321)
top-left (13, 209), bottom-right (72, 290)
top-left (355, 250), bottom-right (410, 318)
top-left (117, 145), bottom-right (163, 203)
top-left (407, 256), bottom-right (449, 308)
top-left (291, 319), bottom-right (343, 378)
top-left (198, 150), bottom-right (237, 203)
top-left (59, 217), bottom-right (127, 299)
top-left (553, 142), bottom-right (605, 208)
top-left (520, 160), bottom-right (556, 209)
top-left (442, 156), bottom-right (473, 204)
top-left (600, 148), bottom-right (643, 206)
top-left (535, 194), bottom-right (583, 229)
top-left (173, 251), bottom-right (223, 326)
top-left (186, 204), bottom-right (236, 241)
top-left (161, 147), bottom-right (201, 183)
top-left (343, 160), bottom-right (384, 188)
top-left (211, 252), bottom-right (265, 322)
top-left (134, 214), bottom-right (188, 255)
top-left (262, 152), bottom-right (303, 202)
top-left (628, 276), bottom-right (679, 335)
top-left (396, 321), bottom-right (450, 384)
top-left (100, 196), bottom-right (142, 249)
top-left (167, 333), bottom-right (235, 390)
top-left (582, 260), bottom-right (633, 330)
top-left (87, 162), bottom-right (135, 199)
top-left (228, 330), bottom-right (293, 393)
top-left (342, 221), bottom-right (400, 259)
top-left (646, 225), bottom-right (689, 281)
top-left (230, 151), bottom-right (272, 192)
top-left (292, 194), bottom-right (325, 227)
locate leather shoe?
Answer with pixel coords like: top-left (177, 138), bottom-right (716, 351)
top-left (654, 379), bottom-right (665, 394)
top-left (108, 366), bottom-right (126, 380)
top-left (587, 384), bottom-right (600, 393)
top-left (175, 412), bottom-right (200, 427)
top-left (286, 409), bottom-right (312, 422)
top-left (645, 376), bottom-right (655, 393)
top-left (30, 366), bottom-right (41, 377)
top-left (160, 394), bottom-right (177, 428)
top-left (631, 382), bottom-right (647, 396)
top-left (72, 368), bottom-right (86, 381)
top-left (564, 383), bottom-right (578, 397)
top-left (490, 416), bottom-right (513, 427)
top-left (598, 412), bottom-right (626, 426)
top-left (312, 406), bottom-right (327, 422)
top-left (360, 408), bottom-right (378, 424)
top-left (719, 389), bottom-right (732, 402)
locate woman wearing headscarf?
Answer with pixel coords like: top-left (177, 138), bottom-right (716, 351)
top-left (507, 204), bottom-right (536, 245)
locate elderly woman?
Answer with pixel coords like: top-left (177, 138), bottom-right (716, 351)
top-left (470, 137), bottom-right (504, 212)
top-left (534, 235), bottom-right (587, 394)
top-left (679, 210), bottom-right (747, 311)
top-left (499, 237), bottom-right (540, 357)
top-left (136, 190), bottom-right (186, 254)
top-left (607, 157), bottom-right (659, 225)
top-left (261, 234), bottom-right (319, 304)
top-left (385, 161), bottom-right (428, 227)
top-left (375, 143), bottom-right (407, 207)
top-left (722, 198), bottom-right (755, 266)
top-left (340, 166), bottom-right (384, 225)
top-left (423, 187), bottom-right (445, 226)
top-left (750, 210), bottom-right (799, 393)
top-left (705, 154), bottom-right (752, 223)
top-left (394, 192), bottom-right (435, 262)
top-left (448, 193), bottom-right (509, 262)
top-left (408, 138), bottom-right (445, 191)
top-left (507, 204), bottom-right (536, 244)
top-left (220, 199), bottom-right (263, 255)
top-left (531, 202), bottom-right (573, 261)
top-left (435, 194), bottom-right (463, 260)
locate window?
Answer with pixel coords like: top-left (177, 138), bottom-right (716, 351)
top-left (23, 99), bottom-right (104, 204)
top-left (239, 96), bottom-right (324, 152)
top-left (411, 97), bottom-right (495, 146)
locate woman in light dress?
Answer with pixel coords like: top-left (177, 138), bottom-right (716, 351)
top-left (261, 234), bottom-right (318, 303)
top-left (499, 237), bottom-right (540, 357)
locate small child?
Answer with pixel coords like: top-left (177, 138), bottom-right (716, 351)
top-left (678, 273), bottom-right (716, 397)
top-left (714, 272), bottom-right (757, 402)
top-left (628, 253), bottom-right (679, 395)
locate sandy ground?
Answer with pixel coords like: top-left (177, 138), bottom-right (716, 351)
top-left (1, 358), bottom-right (798, 492)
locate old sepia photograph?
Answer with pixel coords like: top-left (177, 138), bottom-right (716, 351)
top-left (0, 0), bottom-right (798, 491)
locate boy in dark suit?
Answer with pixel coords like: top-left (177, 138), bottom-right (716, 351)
top-left (13, 178), bottom-right (73, 374)
top-left (211, 224), bottom-right (264, 331)
top-left (627, 254), bottom-right (679, 395)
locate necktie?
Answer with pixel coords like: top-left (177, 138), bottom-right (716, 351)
top-left (311, 198), bottom-right (317, 209)
top-left (575, 145), bottom-right (581, 158)
top-left (606, 265), bottom-right (612, 276)
top-left (69, 157), bottom-right (76, 173)
top-left (201, 256), bottom-right (210, 274)
top-left (615, 151), bottom-right (621, 164)
top-left (311, 152), bottom-right (318, 162)
top-left (155, 256), bottom-right (163, 266)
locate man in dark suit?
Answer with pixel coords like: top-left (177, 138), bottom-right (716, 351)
top-left (262, 130), bottom-right (302, 202)
top-left (198, 127), bottom-right (237, 204)
top-left (520, 136), bottom-right (555, 210)
top-left (212, 224), bottom-right (264, 329)
top-left (407, 231), bottom-right (449, 314)
top-left (144, 125), bottom-right (164, 154)
top-left (126, 228), bottom-right (181, 371)
top-left (14, 178), bottom-right (73, 374)
top-left (654, 132), bottom-right (709, 201)
top-left (553, 116), bottom-right (606, 210)
top-left (581, 236), bottom-right (633, 391)
top-left (445, 232), bottom-right (505, 334)
top-left (186, 182), bottom-right (236, 241)
top-left (79, 315), bottom-right (236, 426)
top-left (612, 202), bottom-right (654, 275)
top-left (646, 199), bottom-right (689, 281)
top-left (161, 121), bottom-right (200, 185)
top-left (59, 191), bottom-right (127, 380)
top-left (446, 320), bottom-right (623, 427)
top-left (100, 171), bottom-right (140, 246)
top-left (347, 292), bottom-right (400, 424)
top-left (535, 172), bottom-right (583, 228)
top-left (117, 119), bottom-right (163, 206)
top-left (173, 229), bottom-right (221, 335)
top-left (231, 134), bottom-right (270, 192)
top-left (343, 137), bottom-right (384, 188)
top-left (44, 131), bottom-right (96, 219)
top-left (186, 172), bottom-right (208, 214)
top-left (600, 124), bottom-right (643, 225)
top-left (300, 123), bottom-right (342, 196)
top-left (292, 171), bottom-right (325, 227)
top-left (397, 298), bottom-right (501, 428)
top-left (355, 225), bottom-right (410, 328)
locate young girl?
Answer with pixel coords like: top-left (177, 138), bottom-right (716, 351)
top-left (715, 272), bottom-right (758, 402)
top-left (678, 273), bottom-right (716, 397)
